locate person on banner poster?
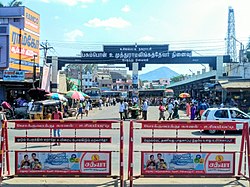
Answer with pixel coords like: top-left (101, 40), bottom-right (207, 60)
top-left (155, 153), bottom-right (163, 169)
top-left (30, 153), bottom-right (42, 170)
top-left (52, 106), bottom-right (63, 146)
top-left (20, 154), bottom-right (30, 169)
top-left (146, 154), bottom-right (156, 167)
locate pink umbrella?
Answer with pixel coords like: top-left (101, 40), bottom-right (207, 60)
top-left (65, 91), bottom-right (84, 100)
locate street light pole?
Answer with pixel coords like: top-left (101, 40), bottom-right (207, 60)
top-left (32, 55), bottom-right (38, 88)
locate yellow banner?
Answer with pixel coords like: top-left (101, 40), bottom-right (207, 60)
top-left (9, 25), bottom-right (40, 64)
top-left (24, 7), bottom-right (40, 35)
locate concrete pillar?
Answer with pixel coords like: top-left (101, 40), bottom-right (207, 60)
top-left (51, 56), bottom-right (59, 93)
top-left (197, 71), bottom-right (200, 75)
top-left (132, 62), bottom-right (139, 89)
top-left (216, 56), bottom-right (224, 80)
top-left (202, 69), bottom-right (206, 73)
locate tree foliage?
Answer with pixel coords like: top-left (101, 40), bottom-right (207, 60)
top-left (66, 78), bottom-right (75, 91)
top-left (0, 0), bottom-right (22, 7)
top-left (170, 74), bottom-right (185, 83)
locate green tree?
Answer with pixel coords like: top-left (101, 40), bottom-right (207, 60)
top-left (170, 74), bottom-right (185, 83)
top-left (66, 78), bottom-right (75, 91)
top-left (0, 0), bottom-right (22, 7)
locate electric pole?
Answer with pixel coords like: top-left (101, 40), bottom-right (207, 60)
top-left (40, 40), bottom-right (53, 65)
top-left (39, 40), bottom-right (53, 88)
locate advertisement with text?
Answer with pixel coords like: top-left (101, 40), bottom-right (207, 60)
top-left (24, 7), bottom-right (40, 35)
top-left (9, 25), bottom-right (40, 72)
top-left (16, 151), bottom-right (111, 175)
top-left (141, 152), bottom-right (234, 175)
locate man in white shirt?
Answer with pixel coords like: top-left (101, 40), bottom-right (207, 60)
top-left (27, 99), bottom-right (34, 113)
top-left (167, 101), bottom-right (174, 120)
top-left (119, 100), bottom-right (125, 120)
top-left (142, 99), bottom-right (148, 120)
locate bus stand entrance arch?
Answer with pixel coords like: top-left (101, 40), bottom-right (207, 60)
top-left (46, 44), bottom-right (232, 92)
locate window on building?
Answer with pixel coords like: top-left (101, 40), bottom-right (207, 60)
top-left (85, 79), bottom-right (88, 82)
top-left (0, 26), bottom-right (7, 33)
top-left (14, 18), bottom-right (20, 22)
top-left (0, 18), bottom-right (8, 24)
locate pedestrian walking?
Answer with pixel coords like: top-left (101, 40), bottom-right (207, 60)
top-left (142, 99), bottom-right (148, 120)
top-left (172, 101), bottom-right (179, 119)
top-left (124, 99), bottom-right (128, 119)
top-left (190, 103), bottom-right (196, 120)
top-left (0, 106), bottom-right (6, 121)
top-left (167, 101), bottom-right (174, 120)
top-left (76, 101), bottom-right (83, 119)
top-left (119, 100), bottom-right (125, 120)
top-left (99, 99), bottom-right (103, 110)
top-left (158, 102), bottom-right (166, 120)
top-left (85, 100), bottom-right (90, 117)
top-left (52, 106), bottom-right (63, 146)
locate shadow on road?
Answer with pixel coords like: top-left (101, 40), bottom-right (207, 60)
top-left (20, 145), bottom-right (51, 149)
top-left (2, 179), bottom-right (120, 187)
top-left (130, 179), bottom-right (247, 187)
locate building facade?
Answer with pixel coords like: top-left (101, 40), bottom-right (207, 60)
top-left (0, 6), bottom-right (40, 102)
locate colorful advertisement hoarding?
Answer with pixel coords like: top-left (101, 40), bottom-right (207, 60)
top-left (16, 151), bottom-right (111, 175)
top-left (24, 7), bottom-right (40, 35)
top-left (9, 25), bottom-right (39, 72)
top-left (141, 152), bottom-right (235, 176)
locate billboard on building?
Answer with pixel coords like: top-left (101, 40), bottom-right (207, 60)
top-left (24, 7), bottom-right (40, 35)
top-left (9, 25), bottom-right (40, 72)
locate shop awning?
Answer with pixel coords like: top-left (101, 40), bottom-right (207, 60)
top-left (219, 80), bottom-right (250, 90)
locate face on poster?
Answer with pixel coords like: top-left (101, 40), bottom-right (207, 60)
top-left (16, 151), bottom-right (111, 175)
top-left (142, 152), bottom-right (234, 175)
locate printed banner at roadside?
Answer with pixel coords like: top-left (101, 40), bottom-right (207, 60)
top-left (141, 152), bottom-right (234, 175)
top-left (16, 151), bottom-right (111, 175)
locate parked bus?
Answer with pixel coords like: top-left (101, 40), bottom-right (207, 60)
top-left (84, 87), bottom-right (101, 107)
top-left (138, 89), bottom-right (174, 98)
top-left (101, 91), bottom-right (128, 101)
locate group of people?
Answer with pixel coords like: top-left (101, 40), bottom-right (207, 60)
top-left (158, 99), bottom-right (179, 120)
top-left (118, 99), bottom-right (149, 120)
top-left (146, 153), bottom-right (167, 170)
top-left (20, 153), bottom-right (42, 170)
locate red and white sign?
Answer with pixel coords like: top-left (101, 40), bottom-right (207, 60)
top-left (16, 151), bottom-right (111, 176)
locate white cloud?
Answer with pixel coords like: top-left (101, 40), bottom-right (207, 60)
top-left (64, 29), bottom-right (84, 41)
top-left (40, 0), bottom-right (95, 6)
top-left (84, 17), bottom-right (131, 29)
top-left (139, 35), bottom-right (155, 42)
top-left (81, 5), bottom-right (88, 8)
top-left (54, 16), bottom-right (60, 20)
top-left (121, 5), bottom-right (130, 13)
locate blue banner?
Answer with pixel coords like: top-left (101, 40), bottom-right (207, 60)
top-left (3, 70), bottom-right (25, 81)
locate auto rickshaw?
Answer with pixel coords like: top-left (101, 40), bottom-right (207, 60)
top-left (29, 100), bottom-right (63, 120)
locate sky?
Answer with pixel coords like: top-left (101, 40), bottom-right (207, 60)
top-left (3, 0), bottom-right (250, 75)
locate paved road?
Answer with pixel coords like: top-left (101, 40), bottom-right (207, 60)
top-left (2, 105), bottom-right (249, 186)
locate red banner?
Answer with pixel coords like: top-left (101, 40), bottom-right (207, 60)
top-left (14, 120), bottom-right (118, 129)
top-left (140, 121), bottom-right (237, 130)
top-left (16, 151), bottom-right (111, 176)
top-left (141, 151), bottom-right (235, 176)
